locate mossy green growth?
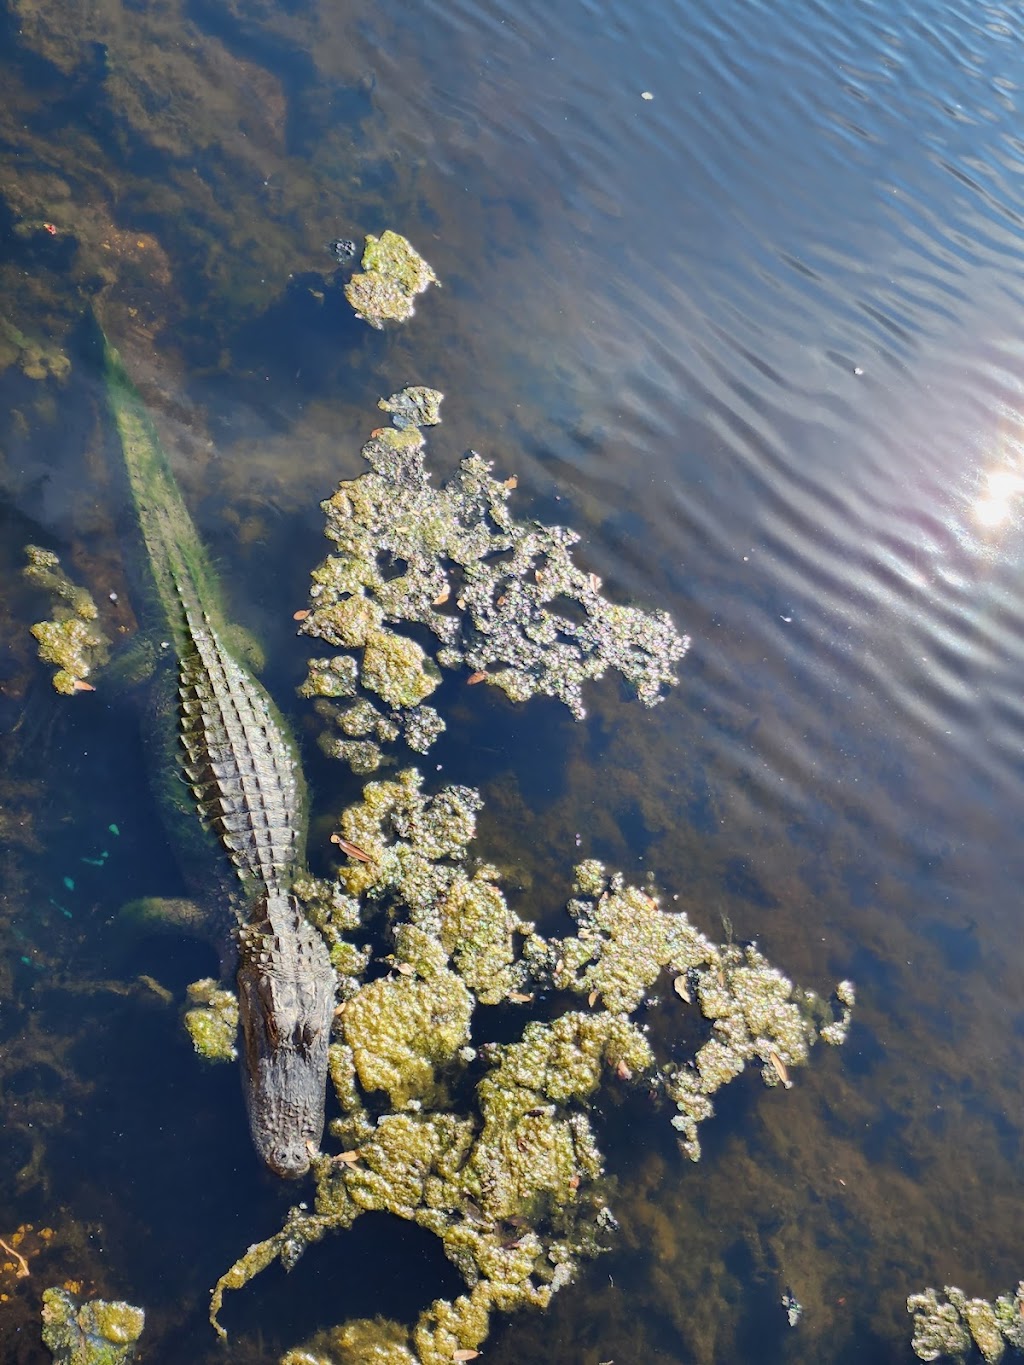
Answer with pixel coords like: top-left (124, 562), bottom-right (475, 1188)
top-left (280, 1317), bottom-right (417, 1365)
top-left (412, 1286), bottom-right (491, 1365)
top-left (479, 1011), bottom-right (654, 1114)
top-left (360, 627), bottom-right (441, 709)
top-left (434, 871), bottom-right (526, 1004)
top-left (378, 387), bottom-right (444, 430)
top-left (317, 736), bottom-right (385, 774)
top-left (24, 547), bottom-right (109, 694)
top-left (306, 596), bottom-right (384, 649)
top-left (301, 397), bottom-right (691, 773)
top-left (661, 941), bottom-right (852, 1160)
top-left (327, 768), bottom-right (531, 1003)
top-left (524, 859), bottom-right (718, 1013)
top-left (211, 773), bottom-right (852, 1364)
top-left (909, 1284), bottom-right (1024, 1363)
top-left (30, 618), bottom-right (107, 694)
top-left (331, 768), bottom-right (482, 901)
top-left (344, 231), bottom-right (440, 329)
top-left (300, 655), bottom-right (358, 699)
top-left (340, 967), bottom-right (473, 1108)
top-left (41, 1287), bottom-right (144, 1365)
top-left (329, 1112), bottom-right (476, 1222)
top-left (182, 978), bottom-right (238, 1062)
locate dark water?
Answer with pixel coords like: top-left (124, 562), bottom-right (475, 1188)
top-left (2, 0), bottom-right (1024, 1360)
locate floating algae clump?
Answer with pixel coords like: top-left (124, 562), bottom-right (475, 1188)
top-left (281, 1317), bottom-right (418, 1365)
top-left (361, 629), bottom-right (442, 709)
top-left (525, 860), bottom-right (853, 1162)
top-left (909, 1284), bottom-right (1024, 1363)
top-left (41, 1287), bottom-right (144, 1365)
top-left (24, 546), bottom-right (109, 694)
top-left (183, 978), bottom-right (239, 1062)
top-left (344, 231), bottom-right (440, 329)
top-left (523, 858), bottom-right (718, 1013)
top-left (341, 966), bottom-right (473, 1108)
top-left (328, 767), bottom-right (532, 1003)
top-left (301, 389), bottom-right (690, 768)
top-left (663, 946), bottom-right (853, 1161)
top-left (378, 386), bottom-right (444, 429)
top-left (211, 771), bottom-right (851, 1364)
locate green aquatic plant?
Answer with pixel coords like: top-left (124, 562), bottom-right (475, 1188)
top-left (300, 388), bottom-right (691, 771)
top-left (211, 768), bottom-right (852, 1363)
top-left (182, 978), bottom-right (239, 1063)
top-left (41, 1287), bottom-right (144, 1365)
top-left (909, 1284), bottom-right (1024, 1363)
top-left (344, 231), bottom-right (440, 329)
top-left (23, 546), bottom-right (109, 694)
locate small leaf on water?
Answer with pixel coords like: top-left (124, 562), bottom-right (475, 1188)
top-left (330, 834), bottom-right (374, 863)
top-left (769, 1050), bottom-right (792, 1089)
top-left (615, 1059), bottom-right (633, 1081)
top-left (394, 962), bottom-right (415, 976)
top-left (433, 585), bottom-right (451, 606)
top-left (452, 1351), bottom-right (480, 1361)
top-left (467, 671), bottom-right (487, 685)
top-left (293, 609), bottom-right (310, 621)
top-left (333, 1150), bottom-right (362, 1168)
top-left (71, 679), bottom-right (96, 692)
top-left (673, 975), bottom-right (692, 1004)
top-left (507, 991), bottom-right (534, 1004)
top-left (502, 476), bottom-right (518, 490)
top-left (588, 990), bottom-right (599, 1008)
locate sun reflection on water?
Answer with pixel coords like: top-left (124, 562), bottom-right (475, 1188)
top-left (972, 466), bottom-right (1024, 529)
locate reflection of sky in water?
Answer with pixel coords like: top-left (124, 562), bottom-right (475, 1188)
top-left (2, 0), bottom-right (1024, 1359)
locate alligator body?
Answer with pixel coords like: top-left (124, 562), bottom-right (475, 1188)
top-left (99, 330), bottom-right (334, 1177)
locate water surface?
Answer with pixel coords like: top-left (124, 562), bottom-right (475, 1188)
top-left (1, 0), bottom-right (1023, 1360)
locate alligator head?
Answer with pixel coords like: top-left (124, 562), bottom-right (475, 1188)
top-left (236, 899), bottom-right (336, 1178)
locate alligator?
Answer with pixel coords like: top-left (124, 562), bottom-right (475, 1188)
top-left (98, 326), bottom-right (335, 1178)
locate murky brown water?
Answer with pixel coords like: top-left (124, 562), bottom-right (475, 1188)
top-left (2, 0), bottom-right (1024, 1361)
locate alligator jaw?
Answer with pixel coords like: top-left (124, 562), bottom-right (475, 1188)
top-left (236, 895), bottom-right (335, 1178)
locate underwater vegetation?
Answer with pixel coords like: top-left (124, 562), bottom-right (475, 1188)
top-left (23, 547), bottom-right (109, 694)
top-left (41, 1287), bottom-right (145, 1365)
top-left (909, 1284), bottom-right (1024, 1363)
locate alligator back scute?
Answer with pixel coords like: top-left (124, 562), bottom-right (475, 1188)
top-left (177, 601), bottom-right (302, 900)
